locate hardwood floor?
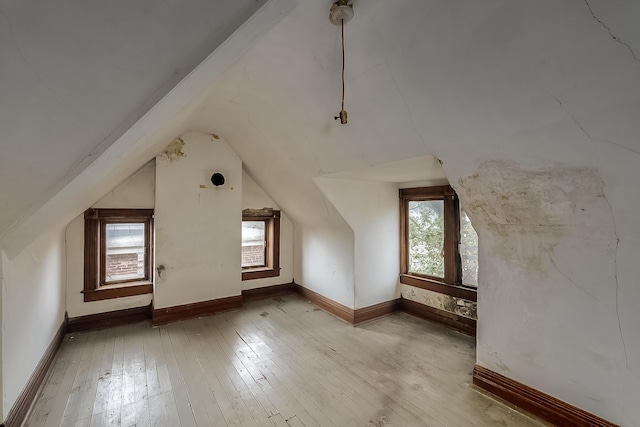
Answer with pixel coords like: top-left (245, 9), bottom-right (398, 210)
top-left (26, 295), bottom-right (544, 426)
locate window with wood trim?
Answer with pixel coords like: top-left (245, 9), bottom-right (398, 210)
top-left (242, 209), bottom-right (280, 280)
top-left (84, 209), bottom-right (154, 302)
top-left (400, 186), bottom-right (478, 301)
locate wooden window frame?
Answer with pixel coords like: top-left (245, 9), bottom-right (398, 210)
top-left (242, 210), bottom-right (280, 281)
top-left (399, 186), bottom-right (477, 302)
top-left (83, 208), bottom-right (154, 302)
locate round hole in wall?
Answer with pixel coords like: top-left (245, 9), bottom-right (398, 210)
top-left (211, 173), bottom-right (225, 186)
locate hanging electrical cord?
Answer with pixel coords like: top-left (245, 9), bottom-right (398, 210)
top-left (330, 0), bottom-right (353, 124)
top-left (334, 18), bottom-right (348, 124)
top-left (339, 18), bottom-right (347, 124)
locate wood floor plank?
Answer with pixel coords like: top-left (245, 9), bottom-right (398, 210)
top-left (28, 295), bottom-right (543, 427)
top-left (237, 306), bottom-right (418, 427)
top-left (26, 332), bottom-right (84, 426)
top-left (206, 314), bottom-right (330, 427)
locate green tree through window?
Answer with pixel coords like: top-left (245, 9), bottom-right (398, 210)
top-left (408, 200), bottom-right (444, 277)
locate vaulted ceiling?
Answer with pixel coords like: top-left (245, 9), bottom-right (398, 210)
top-left (2, 0), bottom-right (640, 248)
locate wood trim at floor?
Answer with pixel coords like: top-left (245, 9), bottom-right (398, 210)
top-left (152, 295), bottom-right (243, 325)
top-left (353, 298), bottom-right (402, 325)
top-left (3, 320), bottom-right (67, 427)
top-left (292, 284), bottom-right (355, 323)
top-left (67, 304), bottom-right (152, 333)
top-left (401, 298), bottom-right (476, 336)
top-left (472, 365), bottom-right (618, 427)
top-left (242, 282), bottom-right (295, 302)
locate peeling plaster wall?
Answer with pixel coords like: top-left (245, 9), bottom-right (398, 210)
top-left (1, 227), bottom-right (65, 419)
top-left (401, 286), bottom-right (477, 320)
top-left (154, 132), bottom-right (243, 308)
top-left (65, 161), bottom-right (156, 318)
top-left (451, 160), bottom-right (640, 425)
top-left (241, 171), bottom-right (294, 290)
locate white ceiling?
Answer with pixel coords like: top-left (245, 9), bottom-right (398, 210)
top-left (2, 0), bottom-right (640, 248)
top-left (0, 0), bottom-right (266, 235)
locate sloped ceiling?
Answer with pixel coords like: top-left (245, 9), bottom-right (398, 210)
top-left (0, 0), bottom-right (268, 236)
top-left (3, 0), bottom-right (640, 241)
top-left (187, 0), bottom-right (640, 226)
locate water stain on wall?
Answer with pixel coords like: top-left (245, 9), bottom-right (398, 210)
top-left (401, 286), bottom-right (477, 319)
top-left (457, 160), bottom-right (608, 275)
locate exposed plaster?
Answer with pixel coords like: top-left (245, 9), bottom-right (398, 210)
top-left (458, 161), bottom-right (606, 276)
top-left (162, 138), bottom-right (186, 162)
top-left (584, 0), bottom-right (640, 62)
top-left (243, 207), bottom-right (274, 216)
top-left (401, 286), bottom-right (477, 319)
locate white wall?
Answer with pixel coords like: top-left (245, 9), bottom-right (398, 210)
top-left (295, 223), bottom-right (355, 309)
top-left (154, 132), bottom-right (243, 308)
top-left (1, 227), bottom-right (66, 419)
top-left (451, 159), bottom-right (640, 424)
top-left (65, 161), bottom-right (156, 318)
top-left (241, 171), bottom-right (294, 290)
top-left (315, 177), bottom-right (399, 309)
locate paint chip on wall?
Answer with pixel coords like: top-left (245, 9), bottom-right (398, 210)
top-left (163, 138), bottom-right (186, 162)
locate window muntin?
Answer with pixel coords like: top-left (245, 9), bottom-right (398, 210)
top-left (242, 220), bottom-right (267, 268)
top-left (399, 186), bottom-right (478, 300)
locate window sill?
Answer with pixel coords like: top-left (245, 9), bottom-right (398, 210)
top-left (83, 281), bottom-right (153, 302)
top-left (242, 268), bottom-right (280, 281)
top-left (400, 274), bottom-right (477, 302)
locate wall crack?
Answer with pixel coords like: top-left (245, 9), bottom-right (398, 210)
top-left (584, 0), bottom-right (640, 62)
top-left (553, 97), bottom-right (640, 156)
top-left (542, 247), bottom-right (597, 300)
top-left (601, 186), bottom-right (628, 371)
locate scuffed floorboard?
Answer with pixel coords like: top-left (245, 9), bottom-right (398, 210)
top-left (26, 294), bottom-right (544, 426)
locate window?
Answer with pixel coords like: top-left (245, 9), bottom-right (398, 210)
top-left (84, 209), bottom-right (154, 302)
top-left (399, 186), bottom-right (478, 301)
top-left (242, 209), bottom-right (280, 280)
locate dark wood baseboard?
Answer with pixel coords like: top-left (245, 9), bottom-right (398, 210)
top-left (473, 365), bottom-right (618, 427)
top-left (401, 298), bottom-right (476, 336)
top-left (3, 319), bottom-right (67, 427)
top-left (292, 284), bottom-right (355, 323)
top-left (67, 304), bottom-right (152, 333)
top-left (242, 282), bottom-right (295, 302)
top-left (353, 298), bottom-right (402, 325)
top-left (152, 295), bottom-right (243, 325)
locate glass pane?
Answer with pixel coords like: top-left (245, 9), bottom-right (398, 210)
top-left (408, 200), bottom-right (444, 277)
top-left (105, 223), bottom-right (146, 283)
top-left (242, 221), bottom-right (266, 267)
top-left (460, 210), bottom-right (479, 287)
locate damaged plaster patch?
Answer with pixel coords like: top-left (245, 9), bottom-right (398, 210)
top-left (457, 160), bottom-right (608, 274)
top-left (163, 138), bottom-right (186, 162)
top-left (243, 207), bottom-right (274, 217)
top-left (401, 286), bottom-right (477, 319)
